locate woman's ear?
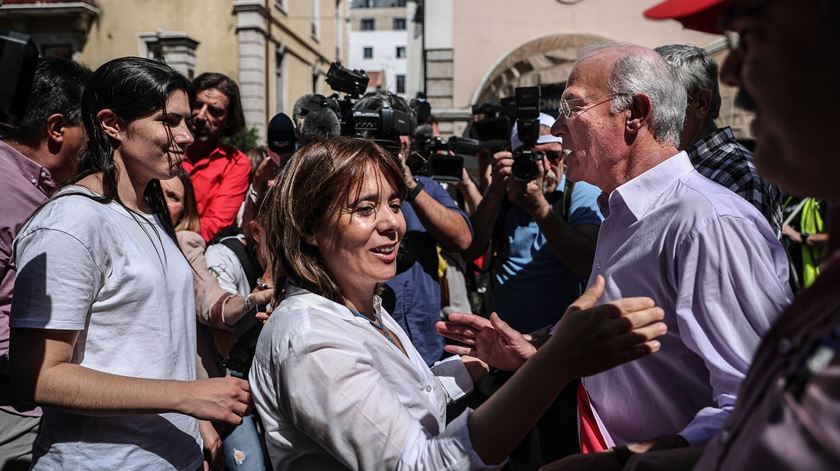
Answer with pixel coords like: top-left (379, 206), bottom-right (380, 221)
top-left (96, 109), bottom-right (124, 143)
top-left (304, 233), bottom-right (319, 247)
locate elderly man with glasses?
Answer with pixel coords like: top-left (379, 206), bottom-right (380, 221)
top-left (440, 41), bottom-right (791, 469)
top-left (607, 0), bottom-right (840, 469)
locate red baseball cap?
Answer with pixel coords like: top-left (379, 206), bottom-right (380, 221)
top-left (644, 0), bottom-right (728, 34)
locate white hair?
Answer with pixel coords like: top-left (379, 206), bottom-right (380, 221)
top-left (578, 42), bottom-right (687, 147)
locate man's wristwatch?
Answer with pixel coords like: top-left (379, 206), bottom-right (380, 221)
top-left (801, 232), bottom-right (810, 245)
top-left (405, 178), bottom-right (425, 203)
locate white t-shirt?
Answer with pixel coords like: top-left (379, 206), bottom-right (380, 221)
top-left (249, 287), bottom-right (496, 470)
top-left (205, 236), bottom-right (250, 296)
top-left (11, 186), bottom-right (201, 471)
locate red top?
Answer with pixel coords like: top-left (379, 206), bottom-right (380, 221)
top-left (182, 142), bottom-right (251, 242)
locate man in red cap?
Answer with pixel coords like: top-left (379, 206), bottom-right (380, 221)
top-left (620, 1), bottom-right (840, 469)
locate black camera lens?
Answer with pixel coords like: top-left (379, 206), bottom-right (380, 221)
top-left (512, 149), bottom-right (539, 181)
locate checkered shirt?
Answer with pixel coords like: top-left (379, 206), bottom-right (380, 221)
top-left (687, 127), bottom-right (783, 235)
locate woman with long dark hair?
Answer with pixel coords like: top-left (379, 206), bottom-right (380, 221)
top-left (249, 137), bottom-right (667, 469)
top-left (10, 57), bottom-right (250, 470)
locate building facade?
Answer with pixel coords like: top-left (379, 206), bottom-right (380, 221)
top-left (348, 0), bottom-right (408, 97)
top-left (408, 0), bottom-right (749, 139)
top-left (0, 0), bottom-right (349, 141)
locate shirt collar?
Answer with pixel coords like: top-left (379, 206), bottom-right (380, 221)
top-left (0, 140), bottom-right (57, 195)
top-left (611, 151), bottom-right (694, 220)
top-left (286, 285), bottom-right (385, 323)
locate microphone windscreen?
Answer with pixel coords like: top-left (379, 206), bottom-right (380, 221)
top-left (301, 107), bottom-right (340, 142)
top-left (267, 112), bottom-right (297, 155)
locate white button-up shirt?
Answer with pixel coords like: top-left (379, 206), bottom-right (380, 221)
top-left (583, 152), bottom-right (792, 446)
top-left (250, 287), bottom-right (497, 470)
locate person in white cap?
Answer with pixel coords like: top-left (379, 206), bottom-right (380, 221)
top-left (462, 112), bottom-right (603, 463)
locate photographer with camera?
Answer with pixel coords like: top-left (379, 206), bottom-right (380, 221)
top-left (463, 110), bottom-right (602, 463)
top-left (353, 91), bottom-right (473, 366)
top-left (465, 111), bottom-right (602, 330)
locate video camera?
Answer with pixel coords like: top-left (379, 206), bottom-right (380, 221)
top-left (469, 97), bottom-right (516, 154)
top-left (325, 61), bottom-right (412, 142)
top-left (409, 129), bottom-right (478, 183)
top-left (511, 86), bottom-right (541, 182)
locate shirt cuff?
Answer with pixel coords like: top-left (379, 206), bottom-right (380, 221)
top-left (679, 407), bottom-right (731, 445)
top-left (430, 355), bottom-right (474, 403)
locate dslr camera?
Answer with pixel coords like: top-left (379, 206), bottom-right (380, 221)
top-left (511, 86), bottom-right (542, 182)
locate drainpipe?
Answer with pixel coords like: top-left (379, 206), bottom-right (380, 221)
top-left (265, 0), bottom-right (271, 125)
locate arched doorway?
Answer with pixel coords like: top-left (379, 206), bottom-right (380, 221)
top-left (470, 33), bottom-right (611, 110)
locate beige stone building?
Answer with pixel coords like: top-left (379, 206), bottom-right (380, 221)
top-left (0, 0), bottom-right (350, 141)
top-left (407, 0), bottom-right (750, 139)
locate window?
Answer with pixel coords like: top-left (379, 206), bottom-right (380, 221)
top-left (396, 74), bottom-right (405, 94)
top-left (396, 0), bottom-right (407, 6)
top-left (393, 18), bottom-right (406, 30)
top-left (363, 47), bottom-right (373, 59)
top-left (396, 46), bottom-right (406, 59)
top-left (42, 44), bottom-right (74, 60)
top-left (361, 18), bottom-right (375, 30)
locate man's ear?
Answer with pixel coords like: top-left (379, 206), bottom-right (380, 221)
top-left (689, 88), bottom-right (713, 120)
top-left (96, 109), bottom-right (124, 143)
top-left (45, 114), bottom-right (68, 143)
top-left (626, 94), bottom-right (652, 133)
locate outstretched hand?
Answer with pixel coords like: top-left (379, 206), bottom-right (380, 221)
top-left (436, 275), bottom-right (667, 377)
top-left (436, 312), bottom-right (536, 372)
top-left (547, 275), bottom-right (667, 379)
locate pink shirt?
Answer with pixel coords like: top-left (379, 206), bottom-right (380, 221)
top-left (581, 153), bottom-right (791, 445)
top-left (0, 140), bottom-right (54, 416)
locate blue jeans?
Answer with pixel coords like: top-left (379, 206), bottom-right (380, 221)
top-left (221, 414), bottom-right (266, 470)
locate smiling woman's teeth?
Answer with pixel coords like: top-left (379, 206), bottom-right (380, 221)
top-left (373, 246), bottom-right (395, 254)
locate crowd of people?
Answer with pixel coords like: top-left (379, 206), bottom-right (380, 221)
top-left (0, 0), bottom-right (838, 469)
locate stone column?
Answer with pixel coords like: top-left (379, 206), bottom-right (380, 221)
top-left (233, 0), bottom-right (268, 141)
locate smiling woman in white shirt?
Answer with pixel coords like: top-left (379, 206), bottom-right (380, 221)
top-left (249, 137), bottom-right (668, 470)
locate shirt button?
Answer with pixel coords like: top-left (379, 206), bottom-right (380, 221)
top-left (31, 178), bottom-right (37, 185)
top-left (778, 338), bottom-right (792, 354)
top-left (595, 262), bottom-right (602, 271)
top-left (720, 429), bottom-right (731, 444)
top-left (425, 385), bottom-right (432, 392)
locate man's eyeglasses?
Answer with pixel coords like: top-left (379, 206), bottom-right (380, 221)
top-left (557, 93), bottom-right (629, 120)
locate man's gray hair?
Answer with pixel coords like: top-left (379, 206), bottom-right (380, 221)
top-left (655, 44), bottom-right (721, 122)
top-left (578, 42), bottom-right (687, 147)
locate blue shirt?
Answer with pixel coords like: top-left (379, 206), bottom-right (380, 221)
top-left (385, 176), bottom-right (472, 365)
top-left (486, 177), bottom-right (603, 333)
